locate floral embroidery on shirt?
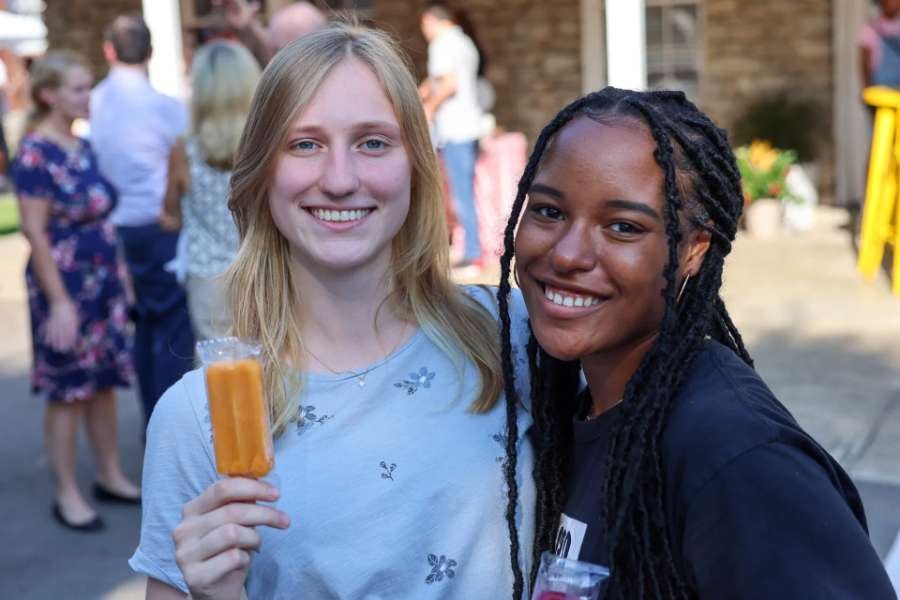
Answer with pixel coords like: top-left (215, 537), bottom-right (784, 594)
top-left (394, 367), bottom-right (436, 395)
top-left (380, 461), bottom-right (397, 481)
top-left (492, 432), bottom-right (509, 465)
top-left (425, 554), bottom-right (457, 584)
top-left (510, 338), bottom-right (529, 369)
top-left (296, 405), bottom-right (334, 435)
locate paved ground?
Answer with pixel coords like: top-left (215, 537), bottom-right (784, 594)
top-left (1, 206), bottom-right (898, 599)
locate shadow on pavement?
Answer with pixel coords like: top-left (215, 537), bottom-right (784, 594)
top-left (748, 330), bottom-right (900, 558)
top-left (0, 367), bottom-right (147, 600)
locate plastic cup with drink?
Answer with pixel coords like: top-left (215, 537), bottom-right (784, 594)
top-left (531, 551), bottom-right (610, 600)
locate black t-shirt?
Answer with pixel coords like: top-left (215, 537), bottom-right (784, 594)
top-left (556, 340), bottom-right (897, 599)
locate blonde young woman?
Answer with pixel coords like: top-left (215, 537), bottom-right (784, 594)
top-left (132, 24), bottom-right (535, 599)
top-left (161, 40), bottom-right (261, 340)
top-left (12, 51), bottom-right (139, 532)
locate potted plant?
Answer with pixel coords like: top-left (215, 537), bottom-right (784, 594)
top-left (735, 140), bottom-right (797, 238)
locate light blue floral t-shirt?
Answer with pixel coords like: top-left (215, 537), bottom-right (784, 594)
top-left (129, 286), bottom-right (535, 599)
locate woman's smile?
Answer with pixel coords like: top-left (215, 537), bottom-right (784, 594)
top-left (536, 281), bottom-right (607, 318)
top-left (268, 57), bottom-right (412, 274)
top-left (304, 206), bottom-right (377, 230)
top-left (515, 117), bottom-right (669, 362)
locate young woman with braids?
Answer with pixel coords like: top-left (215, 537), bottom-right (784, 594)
top-left (496, 87), bottom-right (896, 599)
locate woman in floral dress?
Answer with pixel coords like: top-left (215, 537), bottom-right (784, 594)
top-left (12, 51), bottom-right (139, 531)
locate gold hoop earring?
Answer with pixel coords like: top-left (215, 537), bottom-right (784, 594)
top-left (676, 273), bottom-right (691, 304)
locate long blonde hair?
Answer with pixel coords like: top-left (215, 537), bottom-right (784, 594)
top-left (226, 23), bottom-right (502, 436)
top-left (190, 40), bottom-right (260, 169)
top-left (26, 50), bottom-right (87, 131)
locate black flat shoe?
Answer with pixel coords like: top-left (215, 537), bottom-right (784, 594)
top-left (52, 503), bottom-right (105, 532)
top-left (92, 482), bottom-right (141, 506)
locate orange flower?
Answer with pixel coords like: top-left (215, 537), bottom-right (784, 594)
top-left (748, 140), bottom-right (778, 172)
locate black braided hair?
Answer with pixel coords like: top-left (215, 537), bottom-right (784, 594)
top-left (497, 87), bottom-right (753, 600)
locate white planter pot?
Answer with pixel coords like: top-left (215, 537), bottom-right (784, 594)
top-left (744, 198), bottom-right (783, 239)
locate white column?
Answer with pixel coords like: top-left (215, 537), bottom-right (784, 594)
top-left (580, 0), bottom-right (607, 93)
top-left (142, 0), bottom-right (187, 100)
top-left (604, 0), bottom-right (646, 91)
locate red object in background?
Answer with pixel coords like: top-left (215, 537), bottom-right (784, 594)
top-left (474, 132), bottom-right (528, 263)
top-left (535, 593), bottom-right (575, 600)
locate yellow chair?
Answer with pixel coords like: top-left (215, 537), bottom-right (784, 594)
top-left (860, 86), bottom-right (900, 295)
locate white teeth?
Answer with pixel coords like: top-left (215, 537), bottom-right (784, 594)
top-left (544, 285), bottom-right (601, 308)
top-left (312, 208), bottom-right (369, 222)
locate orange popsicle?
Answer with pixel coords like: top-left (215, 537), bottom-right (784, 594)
top-left (205, 358), bottom-right (274, 477)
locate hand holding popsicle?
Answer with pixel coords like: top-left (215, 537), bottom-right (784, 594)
top-left (173, 478), bottom-right (290, 600)
top-left (174, 338), bottom-right (284, 599)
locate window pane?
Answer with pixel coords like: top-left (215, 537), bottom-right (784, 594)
top-left (644, 1), bottom-right (700, 100)
top-left (670, 49), bottom-right (698, 70)
top-left (646, 6), bottom-right (663, 45)
top-left (671, 5), bottom-right (697, 45)
top-left (648, 73), bottom-right (668, 89)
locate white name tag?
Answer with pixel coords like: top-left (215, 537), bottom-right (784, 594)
top-left (555, 513), bottom-right (588, 560)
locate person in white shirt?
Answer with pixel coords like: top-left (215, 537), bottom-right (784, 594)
top-left (90, 13), bottom-right (194, 424)
top-left (421, 1), bottom-right (483, 268)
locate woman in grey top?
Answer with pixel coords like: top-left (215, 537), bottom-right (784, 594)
top-left (161, 41), bottom-right (260, 340)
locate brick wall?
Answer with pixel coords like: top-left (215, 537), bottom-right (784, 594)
top-left (373, 0), bottom-right (835, 197)
top-left (373, 0), bottom-right (583, 143)
top-left (43, 1), bottom-right (834, 198)
top-left (702, 0), bottom-right (834, 199)
top-left (44, 0), bottom-right (142, 79)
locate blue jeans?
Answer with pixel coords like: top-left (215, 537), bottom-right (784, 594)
top-left (440, 141), bottom-right (481, 263)
top-left (117, 223), bottom-right (195, 424)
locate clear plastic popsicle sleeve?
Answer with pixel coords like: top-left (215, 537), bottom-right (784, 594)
top-left (197, 337), bottom-right (274, 478)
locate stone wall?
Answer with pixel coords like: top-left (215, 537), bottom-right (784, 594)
top-left (702, 0), bottom-right (834, 199)
top-left (373, 0), bottom-right (582, 143)
top-left (44, 0), bottom-right (143, 78)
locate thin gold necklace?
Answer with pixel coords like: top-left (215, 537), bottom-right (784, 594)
top-left (585, 397), bottom-right (624, 421)
top-left (304, 323), bottom-right (410, 387)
